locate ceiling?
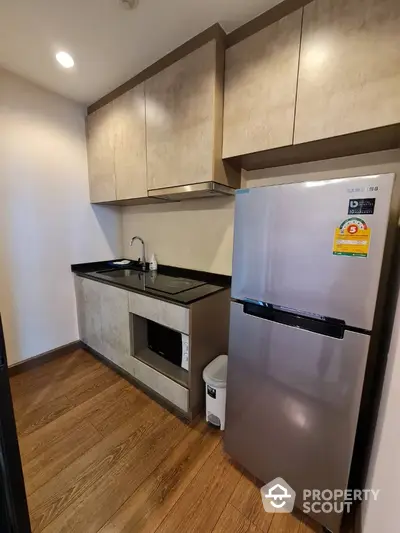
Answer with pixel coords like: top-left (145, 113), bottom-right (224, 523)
top-left (0, 0), bottom-right (282, 106)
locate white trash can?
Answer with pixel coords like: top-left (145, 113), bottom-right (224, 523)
top-left (203, 354), bottom-right (228, 430)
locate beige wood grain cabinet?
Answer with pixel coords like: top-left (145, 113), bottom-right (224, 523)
top-left (113, 84), bottom-right (147, 200)
top-left (86, 84), bottom-right (147, 203)
top-left (75, 277), bottom-right (130, 367)
top-left (99, 282), bottom-right (130, 366)
top-left (222, 10), bottom-right (302, 158)
top-left (74, 277), bottom-right (103, 354)
top-left (74, 275), bottom-right (230, 418)
top-left (145, 39), bottom-right (237, 191)
top-left (86, 102), bottom-right (116, 203)
top-left (294, 0), bottom-right (400, 144)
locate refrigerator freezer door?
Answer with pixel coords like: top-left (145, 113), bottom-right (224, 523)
top-left (232, 174), bottom-right (394, 330)
top-left (224, 302), bottom-right (371, 533)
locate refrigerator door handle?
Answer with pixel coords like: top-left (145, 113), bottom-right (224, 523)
top-left (243, 302), bottom-right (346, 339)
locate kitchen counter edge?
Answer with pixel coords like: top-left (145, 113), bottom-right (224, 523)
top-left (71, 260), bottom-right (231, 306)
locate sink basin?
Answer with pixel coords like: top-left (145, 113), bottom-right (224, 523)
top-left (96, 268), bottom-right (145, 278)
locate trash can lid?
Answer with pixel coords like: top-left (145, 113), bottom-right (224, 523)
top-left (203, 354), bottom-right (228, 388)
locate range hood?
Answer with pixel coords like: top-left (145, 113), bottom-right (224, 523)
top-left (148, 182), bottom-right (235, 201)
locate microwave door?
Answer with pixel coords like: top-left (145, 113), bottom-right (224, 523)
top-left (231, 174), bottom-right (394, 331)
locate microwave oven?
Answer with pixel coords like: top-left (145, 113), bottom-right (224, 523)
top-left (147, 320), bottom-right (189, 371)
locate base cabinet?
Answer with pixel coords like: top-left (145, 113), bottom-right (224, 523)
top-left (99, 282), bottom-right (130, 366)
top-left (75, 275), bottom-right (230, 419)
top-left (75, 277), bottom-right (130, 367)
top-left (75, 277), bottom-right (103, 354)
top-left (132, 358), bottom-right (189, 412)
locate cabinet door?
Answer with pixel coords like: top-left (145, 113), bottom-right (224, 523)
top-left (223, 10), bottom-right (302, 158)
top-left (114, 84), bottom-right (148, 200)
top-left (145, 41), bottom-right (216, 190)
top-left (294, 0), bottom-right (400, 144)
top-left (75, 277), bottom-right (103, 353)
top-left (86, 103), bottom-right (116, 203)
top-left (99, 283), bottom-right (130, 367)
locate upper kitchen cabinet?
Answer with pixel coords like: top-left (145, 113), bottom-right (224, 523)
top-left (113, 84), bottom-right (147, 200)
top-left (222, 10), bottom-right (302, 158)
top-left (87, 102), bottom-right (116, 203)
top-left (295, 0), bottom-right (400, 144)
top-left (86, 84), bottom-right (147, 203)
top-left (145, 38), bottom-right (239, 193)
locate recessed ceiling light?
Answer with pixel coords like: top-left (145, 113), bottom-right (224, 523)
top-left (56, 51), bottom-right (75, 69)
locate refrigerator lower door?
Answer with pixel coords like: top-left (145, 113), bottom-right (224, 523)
top-left (224, 302), bottom-right (371, 533)
top-left (232, 174), bottom-right (394, 331)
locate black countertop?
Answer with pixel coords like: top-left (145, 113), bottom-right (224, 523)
top-left (71, 259), bottom-right (231, 305)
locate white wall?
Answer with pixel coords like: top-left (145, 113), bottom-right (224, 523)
top-left (0, 68), bottom-right (122, 365)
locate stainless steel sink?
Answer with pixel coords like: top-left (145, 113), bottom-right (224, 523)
top-left (95, 268), bottom-right (145, 278)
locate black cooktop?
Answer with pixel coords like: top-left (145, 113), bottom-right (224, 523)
top-left (97, 269), bottom-right (206, 295)
top-left (71, 260), bottom-right (231, 305)
top-left (143, 275), bottom-right (206, 295)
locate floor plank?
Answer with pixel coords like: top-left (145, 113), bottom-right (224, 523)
top-left (298, 515), bottom-right (323, 533)
top-left (62, 363), bottom-right (121, 408)
top-left (29, 401), bottom-right (169, 532)
top-left (269, 512), bottom-right (302, 533)
top-left (213, 504), bottom-right (261, 533)
top-left (40, 414), bottom-right (191, 533)
top-left (18, 379), bottom-right (127, 465)
top-left (14, 360), bottom-right (120, 439)
top-left (22, 417), bottom-right (102, 496)
top-left (99, 419), bottom-right (221, 533)
top-left (88, 382), bottom-right (151, 437)
top-left (229, 473), bottom-right (274, 532)
top-left (16, 394), bottom-right (74, 437)
top-left (153, 442), bottom-right (242, 533)
top-left (11, 350), bottom-right (103, 406)
top-left (11, 349), bottom-right (318, 533)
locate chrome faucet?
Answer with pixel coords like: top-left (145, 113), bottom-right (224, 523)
top-left (130, 236), bottom-right (146, 271)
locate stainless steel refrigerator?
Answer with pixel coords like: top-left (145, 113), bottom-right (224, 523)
top-left (224, 174), bottom-right (396, 533)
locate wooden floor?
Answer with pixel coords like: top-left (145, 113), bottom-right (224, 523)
top-left (10, 349), bottom-right (322, 533)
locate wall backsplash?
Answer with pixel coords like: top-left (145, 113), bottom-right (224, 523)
top-left (122, 196), bottom-right (235, 275)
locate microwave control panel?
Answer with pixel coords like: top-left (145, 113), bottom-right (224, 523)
top-left (181, 334), bottom-right (189, 371)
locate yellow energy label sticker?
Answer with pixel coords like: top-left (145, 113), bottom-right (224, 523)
top-left (333, 217), bottom-right (371, 257)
